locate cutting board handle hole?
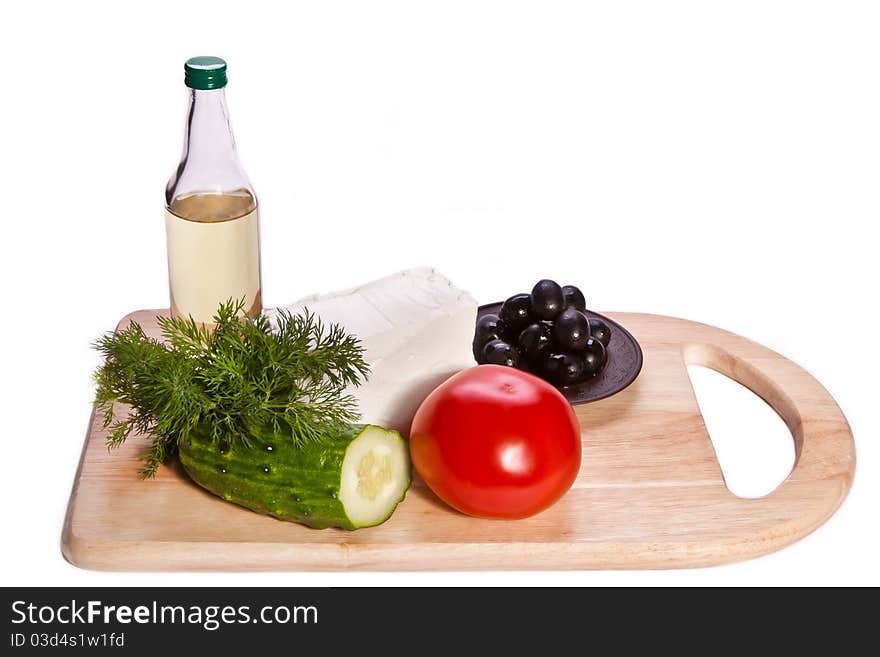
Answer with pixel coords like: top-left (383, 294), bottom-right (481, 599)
top-left (686, 363), bottom-right (795, 499)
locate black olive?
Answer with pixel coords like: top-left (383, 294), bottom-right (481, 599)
top-left (554, 308), bottom-right (590, 351)
top-left (473, 338), bottom-right (487, 363)
top-left (530, 279), bottom-right (564, 320)
top-left (581, 338), bottom-right (607, 377)
top-left (537, 352), bottom-right (568, 385)
top-left (517, 322), bottom-right (554, 362)
top-left (475, 313), bottom-right (503, 343)
top-left (499, 293), bottom-right (534, 334)
top-left (561, 285), bottom-right (587, 311)
top-left (587, 317), bottom-right (612, 348)
top-left (536, 352), bottom-right (584, 386)
top-left (558, 353), bottom-right (586, 386)
top-left (482, 339), bottom-right (520, 368)
top-left (473, 313), bottom-right (504, 362)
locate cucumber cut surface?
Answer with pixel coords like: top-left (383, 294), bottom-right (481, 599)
top-left (339, 425), bottom-right (412, 527)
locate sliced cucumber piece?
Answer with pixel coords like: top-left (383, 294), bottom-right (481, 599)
top-left (179, 424), bottom-right (411, 530)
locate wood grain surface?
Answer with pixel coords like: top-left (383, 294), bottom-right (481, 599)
top-left (62, 310), bottom-right (855, 571)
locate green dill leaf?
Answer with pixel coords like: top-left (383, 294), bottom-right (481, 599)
top-left (92, 299), bottom-right (369, 478)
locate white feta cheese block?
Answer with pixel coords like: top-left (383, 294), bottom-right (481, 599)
top-left (270, 268), bottom-right (478, 436)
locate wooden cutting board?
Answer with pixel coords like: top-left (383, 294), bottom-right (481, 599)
top-left (62, 310), bottom-right (855, 571)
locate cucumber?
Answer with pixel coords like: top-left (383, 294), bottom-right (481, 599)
top-left (178, 424), bottom-right (411, 529)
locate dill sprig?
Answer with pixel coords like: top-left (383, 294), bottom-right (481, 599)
top-left (93, 299), bottom-right (369, 478)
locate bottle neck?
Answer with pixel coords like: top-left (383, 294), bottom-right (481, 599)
top-left (183, 88), bottom-right (237, 172)
top-left (166, 87), bottom-right (255, 213)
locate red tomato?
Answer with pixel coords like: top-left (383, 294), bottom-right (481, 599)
top-left (409, 364), bottom-right (582, 519)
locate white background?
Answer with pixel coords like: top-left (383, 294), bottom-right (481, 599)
top-left (1, 0), bottom-right (877, 586)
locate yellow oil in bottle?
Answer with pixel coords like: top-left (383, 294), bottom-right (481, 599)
top-left (165, 189), bottom-right (262, 323)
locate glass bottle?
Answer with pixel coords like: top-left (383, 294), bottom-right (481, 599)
top-left (165, 56), bottom-right (262, 323)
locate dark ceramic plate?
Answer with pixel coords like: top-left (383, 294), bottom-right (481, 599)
top-left (477, 303), bottom-right (643, 405)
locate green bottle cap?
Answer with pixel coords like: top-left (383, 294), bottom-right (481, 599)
top-left (184, 56), bottom-right (227, 90)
